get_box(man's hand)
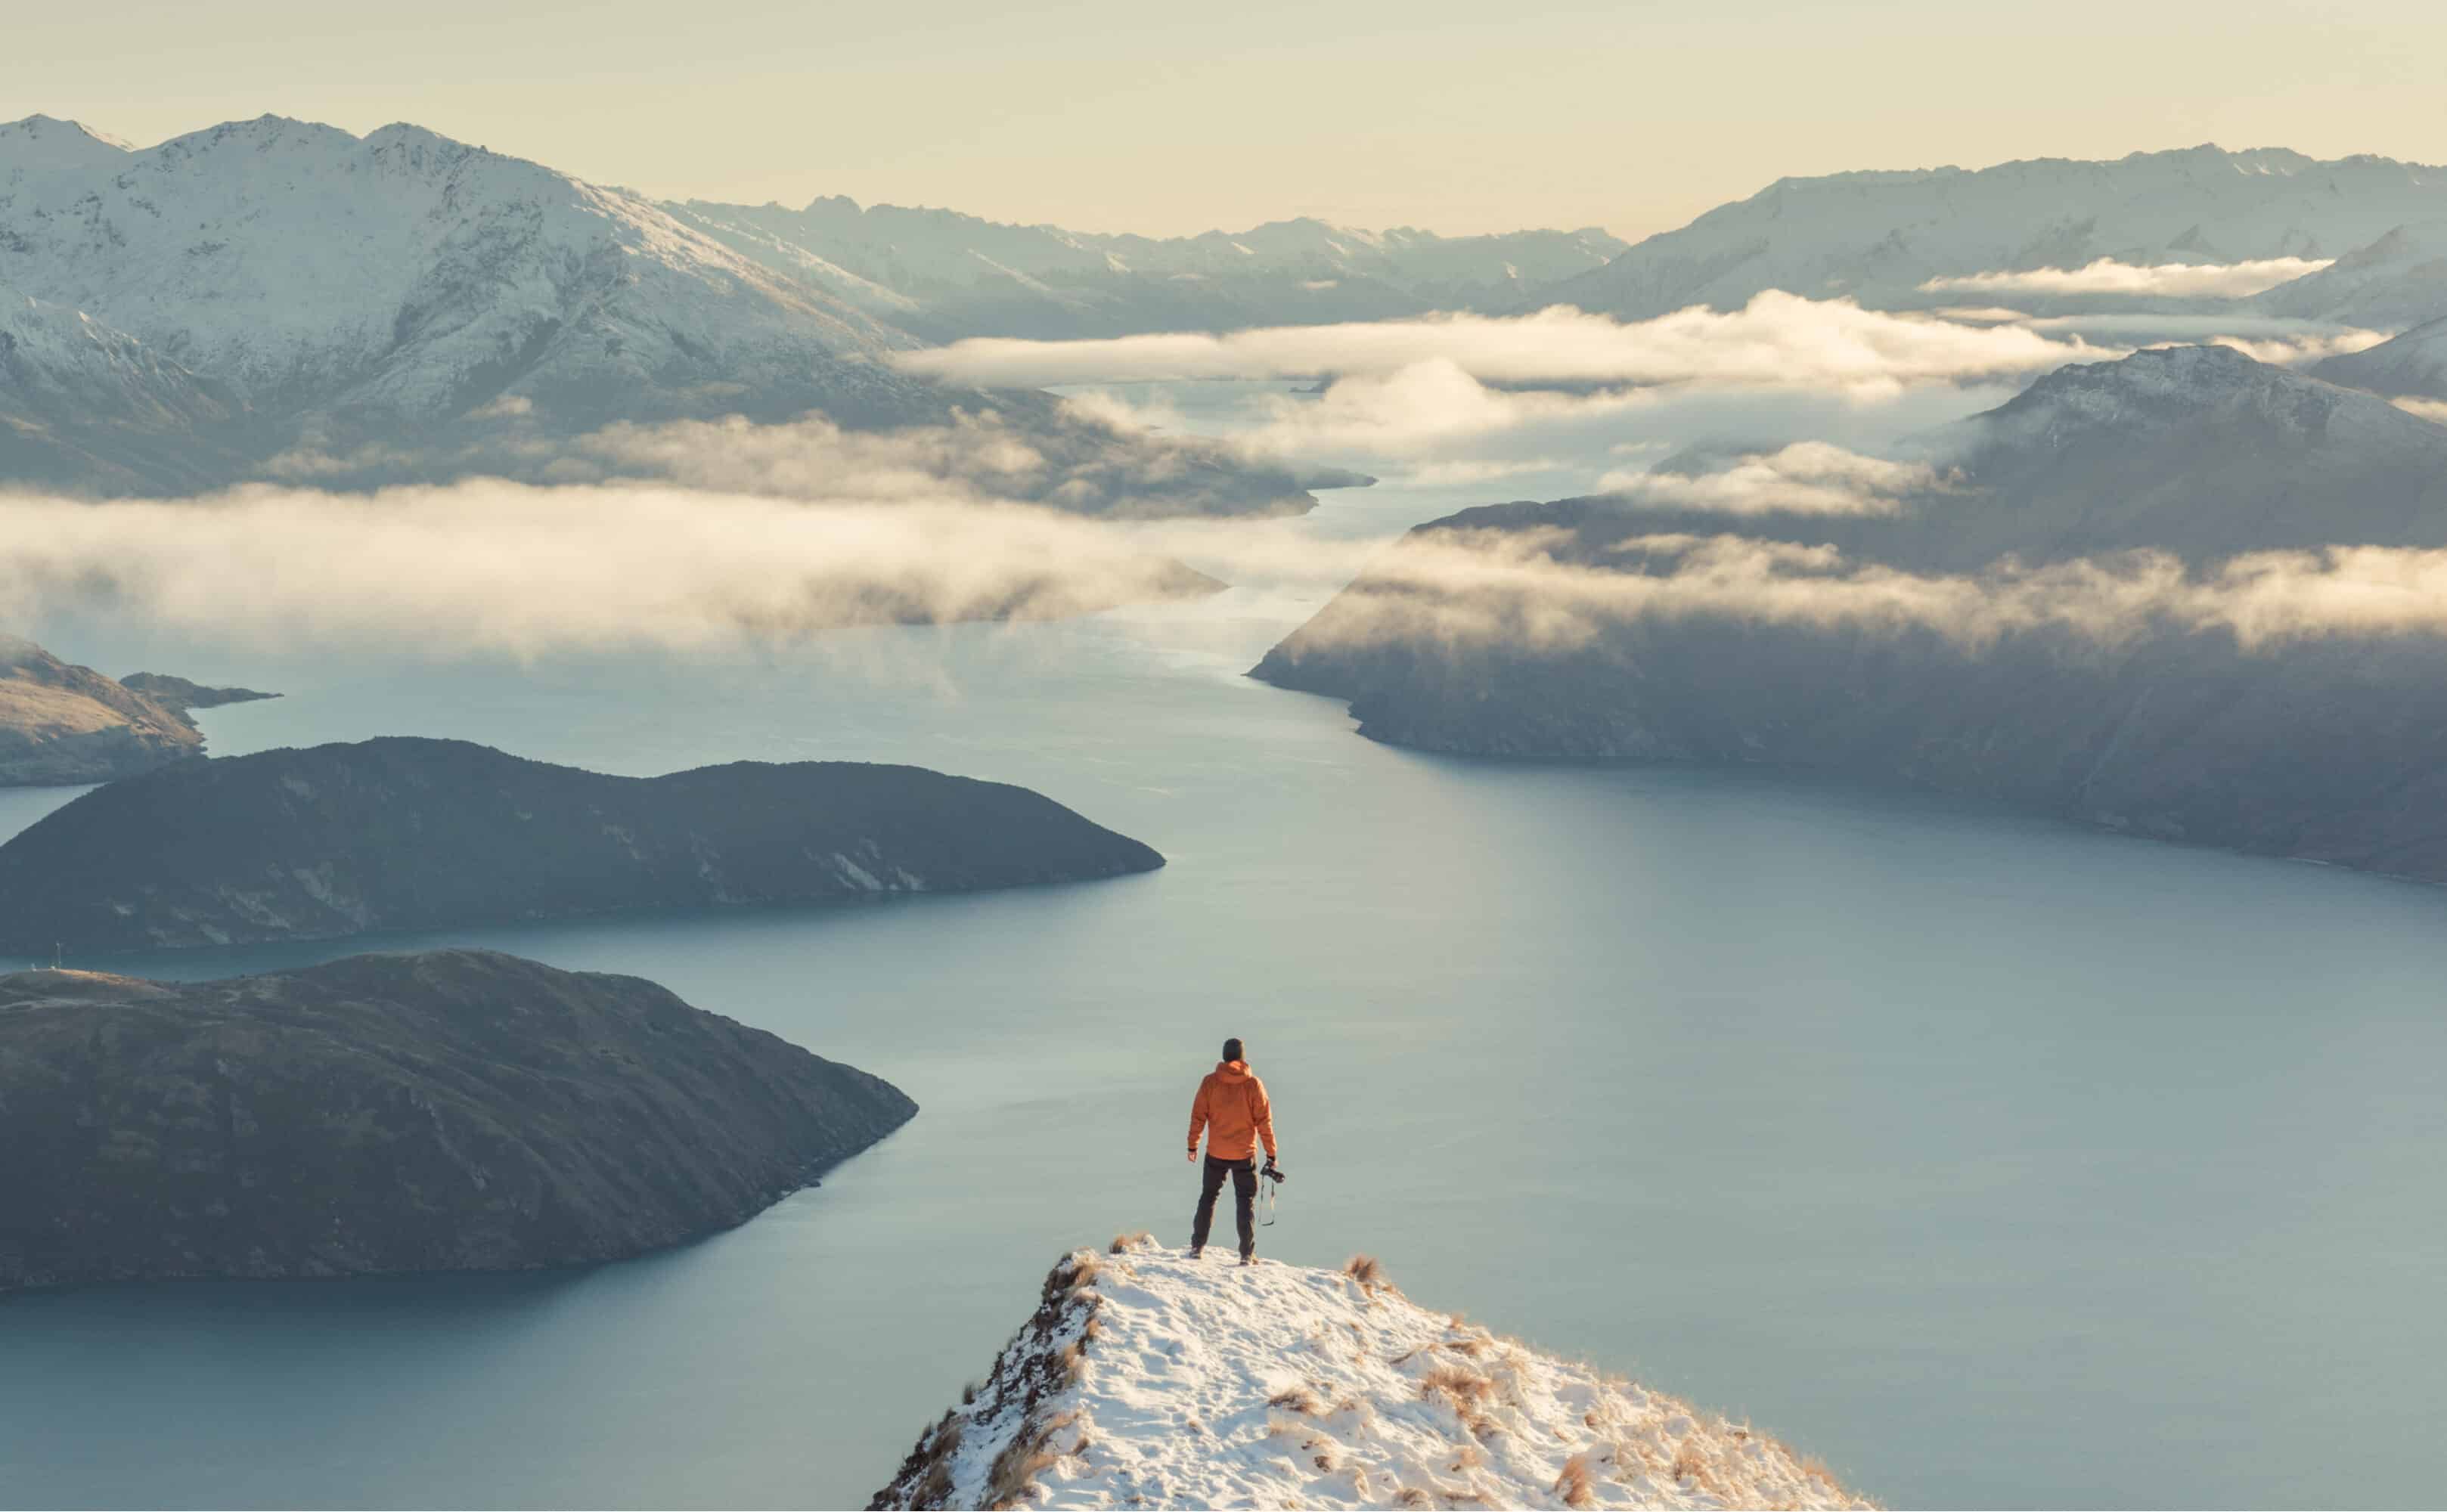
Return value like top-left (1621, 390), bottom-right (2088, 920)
top-left (1186, 1148), bottom-right (1197, 1163)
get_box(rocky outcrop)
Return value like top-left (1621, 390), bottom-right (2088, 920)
top-left (0, 638), bottom-right (203, 785)
top-left (0, 949), bottom-right (916, 1294)
top-left (0, 736), bottom-right (1165, 951)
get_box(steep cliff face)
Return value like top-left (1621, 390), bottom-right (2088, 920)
top-left (0, 638), bottom-right (203, 785)
top-left (871, 1239), bottom-right (1868, 1510)
top-left (0, 736), bottom-right (1165, 951)
top-left (0, 949), bottom-right (916, 1294)
top-left (1252, 349), bottom-right (2447, 881)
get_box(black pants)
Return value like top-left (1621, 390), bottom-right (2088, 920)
top-left (1191, 1154), bottom-right (1258, 1256)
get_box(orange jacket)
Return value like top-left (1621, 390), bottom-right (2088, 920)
top-left (1188, 1060), bottom-right (1277, 1162)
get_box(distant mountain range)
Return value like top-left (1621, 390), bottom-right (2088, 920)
top-left (662, 197), bottom-right (1627, 340)
top-left (1545, 145), bottom-right (2447, 326)
top-left (0, 113), bottom-right (1314, 509)
top-left (14, 119), bottom-right (2447, 502)
top-left (1255, 347), bottom-right (2447, 883)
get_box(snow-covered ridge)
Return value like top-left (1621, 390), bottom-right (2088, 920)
top-left (0, 111), bottom-right (925, 444)
top-left (870, 1237), bottom-right (1869, 1510)
top-left (1550, 143), bottom-right (2447, 324)
top-left (665, 197), bottom-right (1629, 340)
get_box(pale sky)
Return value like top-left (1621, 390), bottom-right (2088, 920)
top-left (12, 0), bottom-right (2446, 240)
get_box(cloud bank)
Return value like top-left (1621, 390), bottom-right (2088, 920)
top-left (1596, 442), bottom-right (1952, 513)
top-left (1286, 530), bottom-right (2447, 658)
top-left (1918, 258), bottom-right (2333, 299)
top-left (899, 294), bottom-right (2110, 392)
top-left (0, 485), bottom-right (1225, 658)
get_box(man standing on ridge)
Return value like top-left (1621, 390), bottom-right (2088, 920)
top-left (1187, 1036), bottom-right (1282, 1265)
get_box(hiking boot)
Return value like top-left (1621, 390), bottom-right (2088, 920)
top-left (1188, 1245), bottom-right (1203, 1259)
top-left (1239, 1250), bottom-right (1255, 1267)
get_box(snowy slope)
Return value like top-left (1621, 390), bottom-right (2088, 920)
top-left (1550, 146), bottom-right (2447, 321)
top-left (870, 1238), bottom-right (1868, 1510)
top-left (0, 114), bottom-right (939, 442)
top-left (0, 283), bottom-right (245, 489)
top-left (2312, 314), bottom-right (2447, 401)
top-left (665, 198), bottom-right (1627, 339)
top-left (2255, 225), bottom-right (2447, 329)
top-left (0, 114), bottom-right (1326, 511)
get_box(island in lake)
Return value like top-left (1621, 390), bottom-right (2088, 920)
top-left (0, 735), bottom-right (1165, 953)
top-left (0, 949), bottom-right (916, 1294)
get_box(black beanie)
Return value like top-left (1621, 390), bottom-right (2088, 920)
top-left (1222, 1036), bottom-right (1244, 1063)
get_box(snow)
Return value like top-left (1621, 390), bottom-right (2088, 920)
top-left (658, 198), bottom-right (1629, 329)
top-left (1558, 144), bottom-right (2447, 321)
top-left (0, 112), bottom-right (916, 431)
top-left (2314, 313), bottom-right (2447, 399)
top-left (872, 1238), bottom-right (1868, 1510)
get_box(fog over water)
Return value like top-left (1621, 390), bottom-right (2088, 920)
top-left (2, 390), bottom-right (2443, 1510)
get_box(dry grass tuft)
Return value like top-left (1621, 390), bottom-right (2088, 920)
top-left (1343, 1254), bottom-right (1387, 1290)
top-left (1670, 1442), bottom-right (1707, 1483)
top-left (1448, 1440), bottom-right (1485, 1473)
top-left (985, 1442), bottom-right (1057, 1509)
top-left (1422, 1362), bottom-right (1500, 1440)
top-left (1555, 1451), bottom-right (1598, 1509)
top-left (1801, 1455), bottom-right (1836, 1485)
top-left (1108, 1230), bottom-right (1152, 1254)
top-left (1081, 1312), bottom-right (1103, 1345)
top-left (906, 1412), bottom-right (963, 1507)
top-left (1396, 1489), bottom-right (1434, 1509)
top-left (1421, 1364), bottom-right (1494, 1406)
top-left (1267, 1384), bottom-right (1324, 1415)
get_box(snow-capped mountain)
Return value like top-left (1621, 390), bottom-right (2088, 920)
top-left (2312, 314), bottom-right (2447, 402)
top-left (1546, 146), bottom-right (2447, 323)
top-left (871, 1238), bottom-right (1867, 1510)
top-left (664, 197), bottom-right (1627, 340)
top-left (0, 283), bottom-right (243, 489)
top-left (0, 113), bottom-right (1329, 512)
top-left (0, 114), bottom-right (932, 442)
top-left (2254, 224), bottom-right (2447, 330)
top-left (1917, 344), bottom-right (2447, 565)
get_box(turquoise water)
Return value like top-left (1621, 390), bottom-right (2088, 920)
top-left (3, 477), bottom-right (2445, 1509)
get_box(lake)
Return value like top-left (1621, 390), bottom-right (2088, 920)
top-left (3, 463), bottom-right (2444, 1510)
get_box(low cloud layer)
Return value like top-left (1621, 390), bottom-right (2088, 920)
top-left (0, 485), bottom-right (1227, 657)
top-left (1918, 258), bottom-right (2333, 299)
top-left (262, 404), bottom-right (1317, 520)
top-left (1597, 442), bottom-right (1952, 513)
top-left (12, 475), bottom-right (2447, 677)
top-left (1286, 530), bottom-right (2447, 658)
top-left (900, 295), bottom-right (2109, 393)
